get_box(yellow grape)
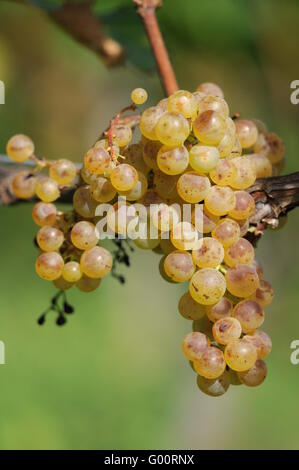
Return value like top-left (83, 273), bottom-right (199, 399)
top-left (228, 190), bottom-right (255, 220)
top-left (250, 280), bottom-right (274, 307)
top-left (238, 219), bottom-right (250, 237)
top-left (177, 172), bottom-right (210, 203)
top-left (6, 134), bottom-right (34, 162)
top-left (35, 252), bottom-right (64, 281)
top-left (155, 112), bottom-right (190, 147)
top-left (251, 259), bottom-right (263, 280)
top-left (90, 176), bottom-right (116, 203)
top-left (113, 124), bottom-right (132, 148)
top-left (189, 144), bottom-right (220, 173)
top-left (182, 332), bottom-right (210, 361)
top-left (140, 106), bottom-right (164, 140)
top-left (212, 317), bottom-right (242, 345)
top-left (217, 117), bottom-right (236, 158)
top-left (171, 221), bottom-right (200, 251)
top-left (224, 338), bottom-right (257, 372)
top-left (204, 185), bottom-right (236, 216)
top-left (205, 297), bottom-right (233, 323)
top-left (118, 171), bottom-right (148, 201)
top-left (193, 346), bottom-right (226, 379)
top-left (142, 139), bottom-right (161, 170)
top-left (252, 330), bottom-right (272, 358)
top-left (191, 204), bottom-right (219, 234)
top-left (178, 291), bottom-right (206, 320)
top-left (230, 157), bottom-right (256, 189)
top-left (192, 237), bottom-right (224, 269)
top-left (131, 87), bottom-right (148, 105)
top-left (154, 171), bottom-right (179, 200)
top-left (84, 146), bottom-right (111, 175)
top-left (76, 275), bottom-right (101, 292)
top-left (81, 167), bottom-right (97, 185)
top-left (157, 145), bottom-right (189, 175)
top-left (73, 186), bottom-right (98, 218)
top-left (212, 218), bottom-right (240, 248)
top-left (49, 159), bottom-right (77, 185)
top-left (229, 135), bottom-right (242, 158)
top-left (196, 370), bottom-right (230, 396)
top-left (32, 202), bottom-right (57, 227)
top-left (253, 132), bottom-right (285, 164)
top-left (164, 250), bottom-right (195, 282)
top-left (110, 163), bottom-right (138, 191)
top-left (233, 299), bottom-right (264, 333)
top-left (189, 268), bottom-right (226, 305)
top-left (166, 90), bottom-right (198, 119)
top-left (35, 177), bottom-right (60, 203)
top-left (209, 158), bottom-right (236, 186)
top-left (37, 225), bottom-right (64, 252)
top-left (53, 277), bottom-right (73, 291)
top-left (224, 237), bottom-right (254, 267)
top-left (123, 143), bottom-right (149, 175)
top-left (63, 261), bottom-right (82, 283)
top-left (12, 171), bottom-right (37, 199)
top-left (152, 203), bottom-right (180, 232)
top-left (237, 359), bottom-right (267, 387)
top-left (249, 153), bottom-right (272, 178)
top-left (196, 82), bottom-right (224, 98)
top-left (71, 221), bottom-right (99, 250)
top-left (235, 119), bottom-right (258, 149)
top-left (80, 246), bottom-right (112, 279)
top-left (197, 94), bottom-right (229, 117)
top-left (193, 110), bottom-right (226, 145)
top-left (133, 224), bottom-right (160, 250)
top-left (225, 264), bottom-right (259, 298)
top-left (107, 201), bottom-right (137, 235)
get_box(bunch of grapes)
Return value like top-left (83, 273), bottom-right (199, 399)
top-left (7, 83), bottom-right (284, 395)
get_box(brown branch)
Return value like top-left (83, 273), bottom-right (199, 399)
top-left (134, 0), bottom-right (178, 96)
top-left (50, 3), bottom-right (125, 67)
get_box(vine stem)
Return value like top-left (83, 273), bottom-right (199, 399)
top-left (134, 0), bottom-right (179, 96)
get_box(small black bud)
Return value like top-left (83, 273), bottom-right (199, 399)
top-left (56, 315), bottom-right (67, 326)
top-left (37, 314), bottom-right (46, 325)
top-left (64, 302), bottom-right (74, 314)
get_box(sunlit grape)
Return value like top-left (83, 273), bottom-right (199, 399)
top-left (224, 238), bottom-right (254, 267)
top-left (250, 280), bottom-right (274, 307)
top-left (191, 205), bottom-right (219, 234)
top-left (235, 119), bottom-right (258, 149)
top-left (110, 163), bottom-right (138, 191)
top-left (206, 297), bottom-right (233, 323)
top-left (80, 246), bottom-right (112, 278)
top-left (254, 132), bottom-right (285, 164)
top-left (224, 338), bottom-right (257, 372)
top-left (63, 261), bottom-right (82, 283)
top-left (177, 172), bottom-right (211, 203)
top-left (218, 130), bottom-right (235, 158)
top-left (37, 225), bottom-right (64, 252)
top-left (196, 370), bottom-right (230, 396)
top-left (140, 106), bottom-right (164, 140)
top-left (230, 157), bottom-right (256, 189)
top-left (171, 221), bottom-right (200, 251)
top-left (35, 177), bottom-right (60, 203)
top-left (32, 202), bottom-right (57, 227)
top-left (71, 221), bottom-right (99, 250)
top-left (225, 264), bottom-right (259, 298)
top-left (12, 171), bottom-right (37, 199)
top-left (118, 171), bottom-right (148, 201)
top-left (73, 186), bottom-right (98, 218)
top-left (6, 134), bottom-right (34, 162)
top-left (189, 268), bottom-right (226, 305)
top-left (249, 153), bottom-right (272, 178)
top-left (251, 259), bottom-right (263, 280)
top-left (192, 237), bottom-right (224, 269)
top-left (196, 94), bottom-right (229, 117)
top-left (233, 299), bottom-right (264, 333)
top-left (113, 124), bottom-right (132, 148)
top-left (196, 82), bottom-right (224, 98)
top-left (81, 167), bottom-right (97, 185)
top-left (237, 359), bottom-right (267, 387)
top-left (228, 190), bottom-right (255, 220)
top-left (157, 145), bottom-right (189, 175)
top-left (252, 330), bottom-right (272, 358)
top-left (49, 159), bottom-right (77, 185)
top-left (229, 135), bottom-right (242, 158)
top-left (178, 291), bottom-right (206, 320)
top-left (131, 87), bottom-right (148, 105)
top-left (189, 144), bottom-right (220, 173)
top-left (182, 332), bottom-right (210, 361)
top-left (90, 176), bottom-right (116, 203)
top-left (164, 250), bottom-right (195, 282)
top-left (212, 317), bottom-right (242, 345)
top-left (193, 110), bottom-right (226, 145)
top-left (193, 346), bottom-right (226, 379)
top-left (84, 146), bottom-right (111, 175)
top-left (35, 251), bottom-right (64, 281)
top-left (155, 112), bottom-right (190, 146)
top-left (212, 218), bottom-right (240, 248)
top-left (107, 201), bottom-right (137, 235)
top-left (209, 158), bottom-right (236, 186)
top-left (167, 90), bottom-right (198, 119)
top-left (152, 203), bottom-right (180, 232)
top-left (204, 185), bottom-right (236, 216)
top-left (76, 275), bottom-right (101, 292)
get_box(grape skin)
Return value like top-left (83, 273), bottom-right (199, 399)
top-left (32, 202), bottom-right (57, 227)
top-left (196, 370), bottom-right (230, 396)
top-left (155, 112), bottom-right (190, 147)
top-left (167, 90), bottom-right (198, 119)
top-left (73, 186), bottom-right (98, 219)
top-left (71, 221), bottom-right (99, 251)
top-left (224, 238), bottom-right (254, 267)
top-left (235, 120), bottom-right (258, 149)
top-left (204, 185), bottom-right (236, 216)
top-left (35, 177), bottom-right (60, 203)
top-left (233, 299), bottom-right (264, 333)
top-left (53, 277), bottom-right (73, 291)
top-left (205, 297), bottom-right (233, 323)
top-left (189, 144), bottom-right (220, 173)
top-left (209, 158), bottom-right (236, 186)
top-left (193, 346), bottom-right (226, 379)
top-left (212, 317), bottom-right (242, 345)
top-left (90, 176), bottom-right (116, 203)
top-left (37, 225), bottom-right (64, 252)
top-left (230, 157), bottom-right (256, 190)
top-left (131, 87), bottom-right (148, 105)
top-left (12, 171), bottom-right (37, 199)
top-left (80, 246), bottom-right (113, 279)
top-left (118, 171), bottom-right (148, 201)
top-left (49, 159), bottom-right (77, 185)
top-left (157, 145), bottom-right (189, 175)
top-left (76, 275), bottom-right (101, 292)
top-left (212, 218), bottom-right (240, 248)
top-left (191, 205), bottom-right (219, 234)
top-left (193, 110), bottom-right (226, 146)
top-left (237, 359), bottom-right (267, 387)
top-left (140, 106), bottom-right (164, 141)
top-left (164, 250), bottom-right (195, 282)
top-left (189, 268), bottom-right (226, 305)
top-left (35, 252), bottom-right (64, 281)
top-left (225, 264), bottom-right (259, 298)
top-left (228, 191), bottom-right (255, 220)
top-left (6, 134), bottom-right (34, 162)
top-left (84, 146), bottom-right (111, 175)
top-left (224, 338), bottom-right (257, 372)
top-left (192, 237), bottom-right (224, 269)
top-left (250, 280), bottom-right (274, 307)
top-left (110, 164), bottom-right (138, 191)
top-left (196, 82), bottom-right (224, 98)
top-left (171, 221), bottom-right (200, 251)
top-left (254, 132), bottom-right (285, 164)
top-left (178, 292), bottom-right (206, 320)
top-left (113, 125), bottom-right (132, 148)
top-left (63, 261), bottom-right (82, 283)
top-left (123, 143), bottom-right (149, 175)
top-left (243, 330), bottom-right (272, 359)
top-left (182, 332), bottom-right (210, 361)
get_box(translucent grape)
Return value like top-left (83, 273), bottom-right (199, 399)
top-left (250, 280), bottom-right (274, 307)
top-left (252, 259), bottom-right (264, 280)
top-left (193, 346), bottom-right (226, 379)
top-left (76, 275), bottom-right (101, 292)
top-left (196, 82), bottom-right (224, 98)
top-left (233, 299), bottom-right (264, 333)
top-left (152, 203), bottom-right (180, 232)
top-left (189, 145), bottom-right (220, 173)
top-left (118, 171), bottom-right (148, 201)
top-left (209, 158), bottom-right (236, 186)
top-left (238, 219), bottom-right (250, 237)
top-left (166, 90), bottom-right (198, 118)
top-left (178, 291), bottom-right (206, 320)
top-left (157, 98), bottom-right (168, 111)
top-left (32, 202), bottom-right (57, 227)
top-left (191, 205), bottom-right (219, 234)
top-left (218, 129), bottom-right (235, 158)
top-left (196, 94), bottom-right (229, 117)
top-left (229, 190), bottom-right (255, 221)
top-left (37, 225), bottom-right (64, 252)
top-left (71, 221), bottom-right (99, 250)
top-left (133, 224), bottom-right (160, 250)
top-left (155, 112), bottom-right (190, 146)
top-left (140, 106), bottom-right (164, 140)
top-left (35, 177), bottom-right (60, 203)
top-left (81, 167), bottom-right (97, 185)
top-left (193, 110), bottom-right (226, 145)
top-left (63, 261), bottom-right (82, 283)
top-left (177, 172), bottom-right (210, 203)
top-left (224, 237), bottom-right (254, 267)
top-left (212, 218), bottom-right (240, 248)
top-left (90, 176), bottom-right (116, 203)
top-left (189, 268), bottom-right (226, 305)
top-left (80, 246), bottom-right (112, 278)
top-left (204, 185), bottom-right (236, 216)
top-left (107, 201), bottom-right (137, 235)
top-left (252, 330), bottom-right (272, 358)
top-left (113, 124), bottom-right (132, 148)
top-left (171, 221), bottom-right (200, 251)
top-left (131, 87), bottom-right (148, 105)
top-left (225, 264), bottom-right (259, 298)
top-left (224, 338), bottom-right (257, 372)
top-left (142, 139), bottom-right (161, 170)
top-left (84, 146), bottom-right (111, 175)
top-left (154, 171), bottom-right (179, 200)
top-left (35, 252), bottom-right (64, 281)
top-left (53, 277), bottom-right (73, 291)
top-left (110, 163), bottom-right (138, 191)
top-left (235, 119), bottom-right (258, 149)
top-left (254, 132), bottom-right (285, 164)
top-left (49, 159), bottom-right (77, 185)
top-left (182, 332), bottom-right (210, 361)
top-left (138, 190), bottom-right (163, 215)
top-left (192, 237), bottom-right (224, 269)
top-left (230, 157), bottom-right (256, 189)
top-left (164, 251), bottom-right (195, 282)
top-left (249, 153), bottom-right (272, 178)
top-left (73, 186), bottom-right (98, 218)
top-left (229, 136), bottom-right (242, 158)
top-left (212, 317), bottom-right (242, 345)
top-left (196, 370), bottom-right (230, 396)
top-left (237, 359), bottom-right (267, 387)
top-left (6, 134), bottom-right (34, 162)
top-left (157, 145), bottom-right (189, 175)
top-left (12, 171), bottom-right (37, 199)
top-left (206, 297), bottom-right (233, 323)
top-left (123, 143), bottom-right (149, 175)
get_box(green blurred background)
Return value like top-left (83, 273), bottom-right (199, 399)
top-left (0, 0), bottom-right (299, 450)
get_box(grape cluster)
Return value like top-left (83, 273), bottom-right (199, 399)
top-left (7, 83), bottom-right (283, 394)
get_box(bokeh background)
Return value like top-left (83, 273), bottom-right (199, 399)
top-left (0, 0), bottom-right (299, 450)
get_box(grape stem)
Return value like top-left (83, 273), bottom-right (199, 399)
top-left (134, 0), bottom-right (179, 96)
top-left (103, 104), bottom-right (137, 161)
